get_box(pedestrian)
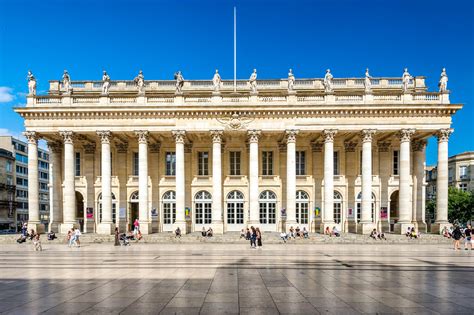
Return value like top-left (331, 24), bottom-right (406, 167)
top-left (133, 219), bottom-right (140, 236)
top-left (29, 229), bottom-right (35, 241)
top-left (245, 228), bottom-right (251, 240)
top-left (21, 223), bottom-right (28, 236)
top-left (67, 229), bottom-right (73, 247)
top-left (114, 227), bottom-right (120, 246)
top-left (452, 225), bottom-right (462, 250)
top-left (256, 227), bottom-right (262, 249)
top-left (464, 224), bottom-right (472, 251)
top-left (250, 226), bottom-right (257, 248)
top-left (33, 233), bottom-right (42, 251)
top-left (74, 228), bottom-right (81, 247)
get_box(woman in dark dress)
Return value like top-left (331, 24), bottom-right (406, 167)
top-left (114, 227), bottom-right (120, 246)
top-left (250, 226), bottom-right (257, 248)
top-left (256, 227), bottom-right (262, 248)
top-left (452, 226), bottom-right (463, 250)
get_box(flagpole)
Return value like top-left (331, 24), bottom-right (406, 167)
top-left (234, 6), bottom-right (237, 93)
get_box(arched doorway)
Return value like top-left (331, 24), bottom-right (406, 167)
top-left (390, 190), bottom-right (399, 231)
top-left (296, 190), bottom-right (309, 229)
top-left (194, 191), bottom-right (212, 230)
top-left (356, 192), bottom-right (376, 223)
top-left (97, 193), bottom-right (117, 225)
top-left (334, 191), bottom-right (343, 225)
top-left (259, 190), bottom-right (277, 231)
top-left (162, 190), bottom-right (176, 231)
top-left (226, 190), bottom-right (245, 231)
top-left (128, 191), bottom-right (139, 232)
top-left (75, 191), bottom-right (84, 231)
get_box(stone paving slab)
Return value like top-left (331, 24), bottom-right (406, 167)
top-left (0, 243), bottom-right (472, 314)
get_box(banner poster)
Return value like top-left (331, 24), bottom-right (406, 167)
top-left (348, 208), bottom-right (354, 218)
top-left (86, 207), bottom-right (93, 219)
top-left (185, 207), bottom-right (191, 220)
top-left (119, 207), bottom-right (126, 218)
top-left (380, 207), bottom-right (388, 219)
top-left (281, 208), bottom-right (287, 219)
top-left (151, 208), bottom-right (158, 217)
top-left (314, 207), bottom-right (321, 218)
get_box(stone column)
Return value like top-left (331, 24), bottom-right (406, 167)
top-left (395, 129), bottom-right (415, 234)
top-left (96, 131), bottom-right (114, 234)
top-left (59, 130), bottom-right (76, 233)
top-left (285, 129), bottom-right (299, 230)
top-left (23, 131), bottom-right (44, 233)
top-left (412, 140), bottom-right (427, 232)
top-left (172, 130), bottom-right (187, 233)
top-left (48, 142), bottom-right (62, 233)
top-left (210, 130), bottom-right (224, 233)
top-left (248, 130), bottom-right (261, 225)
top-left (359, 129), bottom-right (376, 234)
top-left (433, 129), bottom-right (453, 234)
top-left (321, 129), bottom-right (337, 231)
top-left (135, 130), bottom-right (151, 234)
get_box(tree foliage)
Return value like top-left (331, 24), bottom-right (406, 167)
top-left (447, 187), bottom-right (474, 224)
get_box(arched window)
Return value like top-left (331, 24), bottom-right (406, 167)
top-left (194, 191), bottom-right (212, 224)
top-left (226, 190), bottom-right (244, 225)
top-left (97, 192), bottom-right (117, 223)
top-left (356, 192), bottom-right (376, 223)
top-left (296, 190), bottom-right (309, 225)
top-left (162, 191), bottom-right (176, 225)
top-left (259, 190), bottom-right (276, 224)
top-left (130, 191), bottom-right (139, 202)
top-left (334, 191), bottom-right (343, 224)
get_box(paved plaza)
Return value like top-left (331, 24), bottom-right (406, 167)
top-left (0, 243), bottom-right (473, 314)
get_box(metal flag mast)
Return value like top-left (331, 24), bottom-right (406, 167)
top-left (234, 6), bottom-right (237, 93)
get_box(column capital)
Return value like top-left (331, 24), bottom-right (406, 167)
top-left (377, 141), bottom-right (391, 152)
top-left (398, 129), bottom-right (415, 142)
top-left (360, 129), bottom-right (376, 142)
top-left (47, 141), bottom-right (62, 153)
top-left (96, 130), bottom-right (112, 144)
top-left (135, 130), bottom-right (149, 144)
top-left (210, 130), bottom-right (224, 143)
top-left (247, 129), bottom-right (261, 143)
top-left (59, 130), bottom-right (75, 144)
top-left (344, 141), bottom-right (357, 152)
top-left (172, 130), bottom-right (186, 143)
top-left (285, 129), bottom-right (299, 143)
top-left (323, 129), bottom-right (337, 143)
top-left (23, 131), bottom-right (39, 144)
top-left (411, 139), bottom-right (427, 152)
top-left (436, 128), bottom-right (453, 142)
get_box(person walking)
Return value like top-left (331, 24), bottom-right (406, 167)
top-left (464, 224), bottom-right (472, 250)
top-left (256, 227), bottom-right (262, 249)
top-left (74, 228), bottom-right (81, 247)
top-left (114, 227), bottom-right (120, 246)
top-left (133, 219), bottom-right (140, 236)
top-left (33, 233), bottom-right (42, 251)
top-left (452, 225), bottom-right (463, 250)
top-left (250, 226), bottom-right (257, 249)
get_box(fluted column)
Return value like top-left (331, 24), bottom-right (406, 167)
top-left (48, 142), bottom-right (62, 232)
top-left (59, 130), bottom-right (76, 233)
top-left (395, 129), bottom-right (415, 234)
top-left (172, 130), bottom-right (187, 233)
top-left (433, 129), bottom-right (453, 234)
top-left (96, 131), bottom-right (113, 234)
top-left (135, 130), bottom-right (151, 234)
top-left (322, 129), bottom-right (337, 231)
top-left (359, 129), bottom-right (376, 234)
top-left (412, 140), bottom-right (427, 232)
top-left (210, 130), bottom-right (224, 233)
top-left (24, 131), bottom-right (44, 233)
top-left (285, 130), bottom-right (298, 229)
top-left (248, 130), bottom-right (261, 225)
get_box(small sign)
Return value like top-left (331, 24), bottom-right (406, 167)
top-left (314, 207), bottom-right (321, 218)
top-left (86, 207), bottom-right (94, 219)
top-left (119, 207), bottom-right (126, 218)
top-left (281, 208), bottom-right (287, 219)
top-left (380, 207), bottom-right (388, 219)
top-left (348, 208), bottom-right (354, 218)
top-left (151, 208), bottom-right (158, 217)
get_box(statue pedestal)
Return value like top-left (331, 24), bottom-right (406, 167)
top-left (174, 93), bottom-right (184, 106)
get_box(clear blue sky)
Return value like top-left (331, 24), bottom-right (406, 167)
top-left (0, 0), bottom-right (472, 165)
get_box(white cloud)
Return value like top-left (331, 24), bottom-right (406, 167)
top-left (0, 87), bottom-right (15, 103)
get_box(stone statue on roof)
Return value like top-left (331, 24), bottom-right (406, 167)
top-left (212, 69), bottom-right (221, 92)
top-left (364, 68), bottom-right (372, 93)
top-left (438, 68), bottom-right (448, 93)
top-left (134, 70), bottom-right (145, 94)
top-left (27, 70), bottom-right (36, 96)
top-left (62, 70), bottom-right (72, 93)
top-left (174, 71), bottom-right (184, 93)
top-left (249, 69), bottom-right (257, 93)
top-left (323, 69), bottom-right (333, 93)
top-left (102, 71), bottom-right (110, 95)
top-left (288, 69), bottom-right (295, 91)
top-left (402, 68), bottom-right (412, 93)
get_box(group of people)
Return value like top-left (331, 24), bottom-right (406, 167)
top-left (240, 227), bottom-right (263, 248)
top-left (369, 228), bottom-right (386, 240)
top-left (406, 227), bottom-right (420, 239)
top-left (16, 223), bottom-right (43, 251)
top-left (279, 226), bottom-right (309, 242)
top-left (324, 226), bottom-right (340, 237)
top-left (448, 224), bottom-right (472, 250)
top-left (67, 227), bottom-right (81, 247)
top-left (201, 227), bottom-right (214, 237)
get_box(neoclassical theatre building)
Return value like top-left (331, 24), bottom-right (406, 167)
top-left (16, 69), bottom-right (462, 235)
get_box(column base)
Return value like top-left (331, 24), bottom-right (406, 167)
top-left (27, 222), bottom-right (45, 234)
top-left (96, 223), bottom-right (114, 235)
top-left (431, 221), bottom-right (451, 234)
top-left (83, 219), bottom-right (95, 233)
top-left (381, 220), bottom-right (391, 233)
top-left (211, 221), bottom-right (224, 234)
top-left (416, 221), bottom-right (427, 233)
top-left (138, 221), bottom-right (152, 234)
top-left (59, 222), bottom-right (78, 234)
top-left (394, 222), bottom-right (414, 234)
top-left (357, 222), bottom-right (376, 235)
top-left (173, 221), bottom-right (187, 235)
top-left (48, 221), bottom-right (61, 233)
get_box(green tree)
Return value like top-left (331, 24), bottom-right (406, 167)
top-left (447, 187), bottom-right (474, 224)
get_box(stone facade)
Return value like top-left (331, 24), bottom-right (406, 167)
top-left (15, 72), bottom-right (462, 234)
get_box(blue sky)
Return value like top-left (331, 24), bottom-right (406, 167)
top-left (0, 0), bottom-right (472, 165)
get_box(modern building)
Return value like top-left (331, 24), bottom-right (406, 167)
top-left (0, 136), bottom-right (50, 231)
top-left (0, 148), bottom-right (16, 231)
top-left (426, 151), bottom-right (474, 198)
top-left (15, 69), bottom-right (462, 235)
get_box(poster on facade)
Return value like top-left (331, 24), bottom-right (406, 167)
top-left (119, 207), bottom-right (126, 218)
top-left (348, 208), bottom-right (354, 218)
top-left (86, 207), bottom-right (93, 219)
top-left (151, 208), bottom-right (158, 217)
top-left (314, 207), bottom-right (321, 218)
top-left (281, 208), bottom-right (287, 220)
top-left (380, 207), bottom-right (388, 219)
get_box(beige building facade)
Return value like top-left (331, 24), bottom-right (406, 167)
top-left (16, 70), bottom-right (462, 234)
